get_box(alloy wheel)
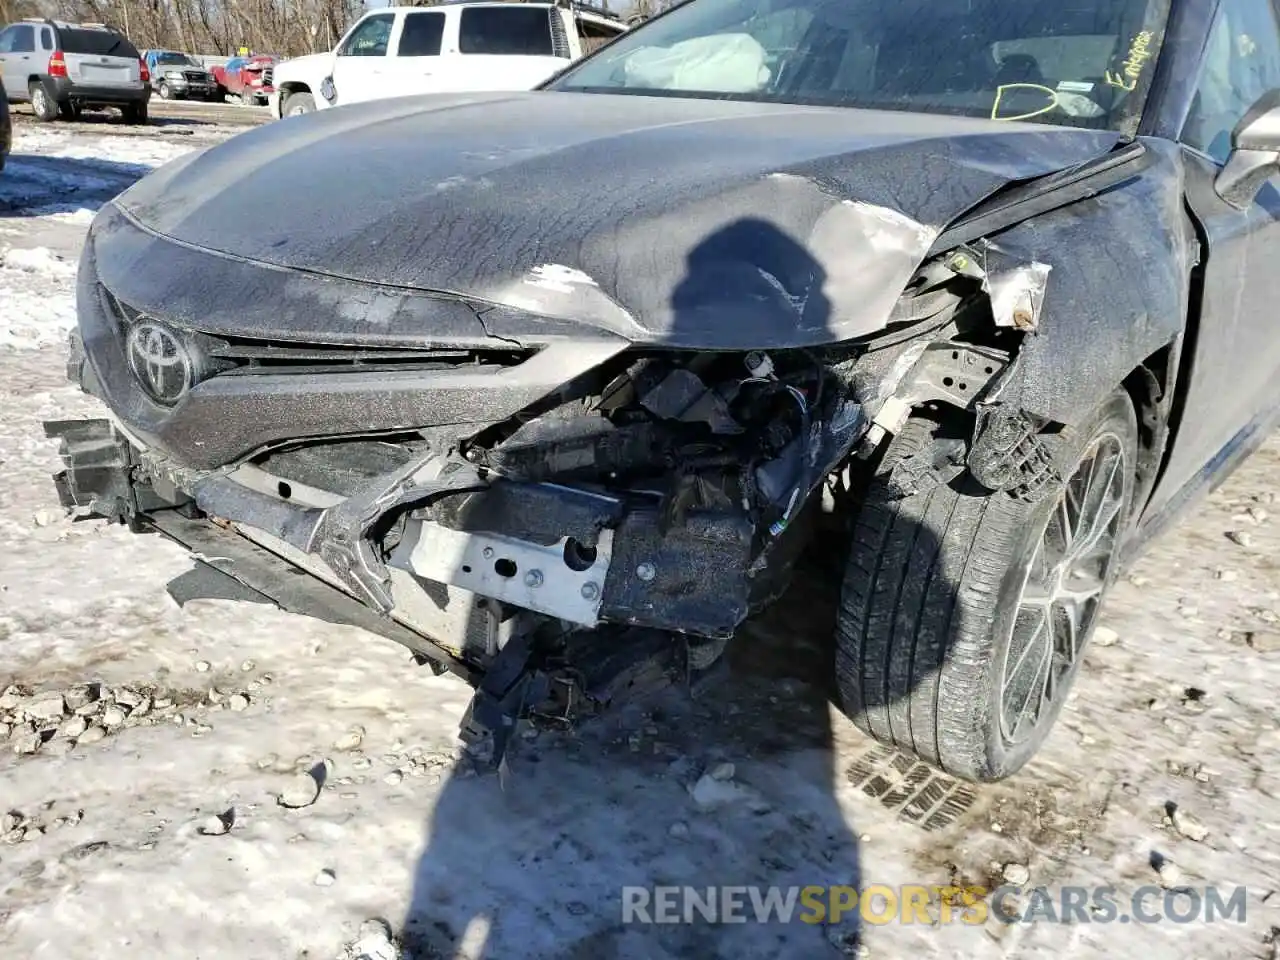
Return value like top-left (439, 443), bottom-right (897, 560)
top-left (998, 433), bottom-right (1126, 745)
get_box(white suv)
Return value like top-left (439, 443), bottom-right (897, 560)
top-left (271, 0), bottom-right (627, 117)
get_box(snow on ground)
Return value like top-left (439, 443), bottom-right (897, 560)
top-left (0, 246), bottom-right (76, 350)
top-left (0, 124), bottom-right (229, 352)
top-left (12, 122), bottom-right (216, 175)
top-left (3, 120), bottom-right (1280, 960)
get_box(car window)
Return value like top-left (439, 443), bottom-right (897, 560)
top-left (41, 27), bottom-right (53, 51)
top-left (339, 13), bottom-right (395, 57)
top-left (459, 6), bottom-right (554, 56)
top-left (10, 24), bottom-right (34, 53)
top-left (1183, 0), bottom-right (1280, 164)
top-left (224, 57), bottom-right (244, 72)
top-left (155, 52), bottom-right (198, 67)
top-left (399, 11), bottom-right (445, 56)
top-left (0, 27), bottom-right (14, 55)
top-left (550, 0), bottom-right (1169, 133)
top-left (577, 16), bottom-right (626, 55)
top-left (60, 28), bottom-right (138, 58)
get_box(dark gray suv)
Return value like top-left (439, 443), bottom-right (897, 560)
top-left (0, 19), bottom-right (149, 123)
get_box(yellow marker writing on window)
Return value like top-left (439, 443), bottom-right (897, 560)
top-left (1106, 30), bottom-right (1155, 91)
top-left (990, 83), bottom-right (1060, 122)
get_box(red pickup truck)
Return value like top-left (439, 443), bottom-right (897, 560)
top-left (211, 54), bottom-right (277, 105)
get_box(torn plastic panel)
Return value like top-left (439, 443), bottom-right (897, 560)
top-left (966, 408), bottom-right (1061, 502)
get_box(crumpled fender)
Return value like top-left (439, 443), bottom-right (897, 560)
top-left (983, 138), bottom-right (1193, 425)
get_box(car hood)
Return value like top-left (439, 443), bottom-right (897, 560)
top-left (270, 52), bottom-right (329, 80)
top-left (110, 91), bottom-right (1123, 349)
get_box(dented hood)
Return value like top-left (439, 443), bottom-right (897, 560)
top-left (112, 91), bottom-right (1122, 349)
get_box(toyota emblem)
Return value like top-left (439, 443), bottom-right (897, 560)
top-left (127, 322), bottom-right (193, 405)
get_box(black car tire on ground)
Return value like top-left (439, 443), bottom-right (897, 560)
top-left (58, 101), bottom-right (83, 121)
top-left (835, 389), bottom-right (1138, 782)
top-left (30, 82), bottom-right (59, 122)
top-left (122, 103), bottom-right (148, 125)
top-left (284, 92), bottom-right (315, 116)
top-left (158, 81), bottom-right (172, 100)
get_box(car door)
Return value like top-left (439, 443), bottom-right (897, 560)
top-left (386, 9), bottom-right (448, 97)
top-left (1146, 0), bottom-right (1280, 519)
top-left (330, 11), bottom-right (396, 106)
top-left (1, 25), bottom-right (37, 100)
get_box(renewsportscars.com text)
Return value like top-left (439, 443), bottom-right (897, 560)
top-left (621, 884), bottom-right (1248, 926)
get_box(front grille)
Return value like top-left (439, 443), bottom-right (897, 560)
top-left (208, 334), bottom-right (532, 375)
top-left (261, 66), bottom-right (274, 87)
top-left (183, 71), bottom-right (210, 83)
top-left (103, 289), bottom-right (533, 376)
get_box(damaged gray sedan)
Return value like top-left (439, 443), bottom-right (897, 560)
top-left (45, 0), bottom-right (1280, 780)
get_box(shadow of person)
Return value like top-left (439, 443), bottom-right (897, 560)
top-left (398, 218), bottom-right (955, 959)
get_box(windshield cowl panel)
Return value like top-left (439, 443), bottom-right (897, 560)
top-left (550, 0), bottom-right (1171, 135)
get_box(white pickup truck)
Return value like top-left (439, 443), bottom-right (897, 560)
top-left (271, 0), bottom-right (628, 117)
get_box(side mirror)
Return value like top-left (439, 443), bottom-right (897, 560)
top-left (1216, 88), bottom-right (1280, 208)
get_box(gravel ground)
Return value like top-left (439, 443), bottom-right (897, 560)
top-left (1, 119), bottom-right (1279, 960)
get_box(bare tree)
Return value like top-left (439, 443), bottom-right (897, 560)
top-left (40, 0), bottom-right (365, 57)
top-left (628, 0), bottom-right (678, 22)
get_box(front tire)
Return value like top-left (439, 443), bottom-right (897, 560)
top-left (158, 81), bottom-right (172, 100)
top-left (30, 82), bottom-right (59, 122)
top-left (836, 390), bottom-right (1138, 782)
top-left (283, 92), bottom-right (315, 116)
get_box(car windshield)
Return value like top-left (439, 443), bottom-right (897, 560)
top-left (155, 53), bottom-right (198, 67)
top-left (549, 0), bottom-right (1170, 132)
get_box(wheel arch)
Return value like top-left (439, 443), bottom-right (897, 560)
top-left (276, 80), bottom-right (313, 99)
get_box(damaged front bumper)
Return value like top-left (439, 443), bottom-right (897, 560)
top-left (43, 409), bottom-right (791, 760)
